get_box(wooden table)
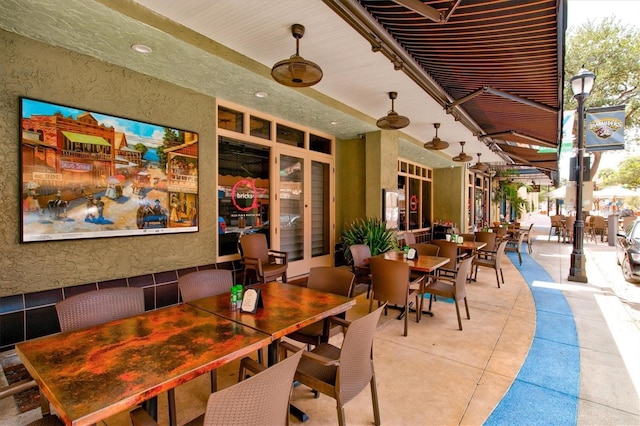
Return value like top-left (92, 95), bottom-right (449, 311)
top-left (187, 281), bottom-right (356, 421)
top-left (16, 304), bottom-right (271, 426)
top-left (379, 251), bottom-right (450, 273)
top-left (187, 282), bottom-right (356, 364)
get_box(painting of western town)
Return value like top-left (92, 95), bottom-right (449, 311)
top-left (20, 98), bottom-right (198, 242)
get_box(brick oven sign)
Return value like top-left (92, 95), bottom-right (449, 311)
top-left (20, 97), bottom-right (199, 242)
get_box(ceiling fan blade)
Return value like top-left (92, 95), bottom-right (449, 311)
top-left (393, 0), bottom-right (442, 22)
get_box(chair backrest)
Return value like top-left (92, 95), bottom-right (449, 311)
top-left (585, 215), bottom-right (594, 227)
top-left (179, 269), bottom-right (233, 302)
top-left (239, 233), bottom-right (269, 263)
top-left (403, 232), bottom-right (416, 245)
top-left (494, 240), bottom-right (509, 268)
top-left (56, 287), bottom-right (145, 332)
top-left (564, 216), bottom-right (576, 236)
top-left (369, 257), bottom-right (409, 306)
top-left (475, 231), bottom-right (497, 252)
top-left (202, 349), bottom-right (303, 426)
top-left (307, 266), bottom-right (355, 298)
top-left (460, 233), bottom-right (475, 242)
top-left (349, 244), bottom-right (371, 268)
top-left (431, 240), bottom-right (459, 272)
top-left (593, 215), bottom-right (606, 229)
top-left (453, 256), bottom-right (474, 299)
top-left (550, 215), bottom-right (563, 226)
top-left (409, 243), bottom-right (440, 257)
top-left (337, 303), bottom-right (385, 405)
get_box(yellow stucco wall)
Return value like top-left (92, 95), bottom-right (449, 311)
top-left (433, 166), bottom-right (466, 228)
top-left (335, 137), bottom-right (366, 238)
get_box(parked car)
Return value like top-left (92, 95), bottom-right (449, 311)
top-left (616, 218), bottom-right (640, 283)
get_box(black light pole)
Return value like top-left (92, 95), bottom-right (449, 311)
top-left (568, 67), bottom-right (595, 283)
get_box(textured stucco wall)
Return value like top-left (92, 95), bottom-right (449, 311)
top-left (433, 166), bottom-right (465, 227)
top-left (335, 137), bottom-right (366, 238)
top-left (0, 30), bottom-right (218, 296)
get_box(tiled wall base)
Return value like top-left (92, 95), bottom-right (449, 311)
top-left (0, 261), bottom-right (243, 351)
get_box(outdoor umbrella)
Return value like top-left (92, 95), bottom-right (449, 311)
top-left (593, 186), bottom-right (638, 199)
top-left (547, 185), bottom-right (566, 200)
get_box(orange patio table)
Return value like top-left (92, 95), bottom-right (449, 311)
top-left (16, 304), bottom-right (270, 426)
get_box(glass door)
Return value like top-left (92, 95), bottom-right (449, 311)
top-left (276, 149), bottom-right (333, 277)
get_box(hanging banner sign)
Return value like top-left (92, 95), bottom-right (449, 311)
top-left (585, 105), bottom-right (625, 151)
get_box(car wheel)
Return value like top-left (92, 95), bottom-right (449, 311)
top-left (621, 255), bottom-right (640, 283)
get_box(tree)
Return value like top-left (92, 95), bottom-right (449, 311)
top-left (599, 156), bottom-right (640, 189)
top-left (564, 17), bottom-right (640, 128)
top-left (157, 128), bottom-right (184, 170)
top-left (133, 142), bottom-right (148, 157)
top-left (564, 17), bottom-right (640, 179)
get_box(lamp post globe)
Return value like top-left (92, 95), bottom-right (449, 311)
top-left (568, 67), bottom-right (595, 283)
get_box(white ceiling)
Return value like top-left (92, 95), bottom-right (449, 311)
top-left (0, 0), bottom-right (543, 174)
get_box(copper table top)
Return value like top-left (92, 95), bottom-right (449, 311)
top-left (378, 251), bottom-right (450, 273)
top-left (187, 282), bottom-right (356, 340)
top-left (16, 304), bottom-right (270, 426)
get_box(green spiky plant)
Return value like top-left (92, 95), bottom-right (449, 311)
top-left (341, 217), bottom-right (398, 265)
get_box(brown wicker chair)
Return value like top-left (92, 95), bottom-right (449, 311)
top-left (472, 240), bottom-right (508, 288)
top-left (522, 223), bottom-right (534, 253)
top-left (130, 349), bottom-right (304, 426)
top-left (178, 269), bottom-right (234, 393)
top-left (474, 231), bottom-right (498, 259)
top-left (431, 240), bottom-right (462, 279)
top-left (402, 231), bottom-right (416, 245)
top-left (349, 244), bottom-right (373, 298)
top-left (56, 286), bottom-right (145, 332)
top-left (239, 233), bottom-right (288, 284)
top-left (178, 269), bottom-right (233, 303)
top-left (505, 231), bottom-right (526, 265)
top-left (287, 267), bottom-right (355, 348)
top-left (281, 304), bottom-right (385, 426)
top-left (408, 243), bottom-right (440, 284)
top-left (369, 257), bottom-right (419, 335)
top-left (422, 256), bottom-right (473, 330)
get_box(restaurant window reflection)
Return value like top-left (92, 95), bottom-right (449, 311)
top-left (397, 159), bottom-right (432, 232)
top-left (218, 137), bottom-right (270, 256)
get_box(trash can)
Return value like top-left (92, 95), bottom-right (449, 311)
top-left (607, 214), bottom-right (618, 247)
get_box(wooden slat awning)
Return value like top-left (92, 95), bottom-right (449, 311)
top-left (353, 0), bottom-right (565, 179)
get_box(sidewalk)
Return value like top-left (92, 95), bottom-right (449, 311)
top-left (509, 214), bottom-right (640, 425)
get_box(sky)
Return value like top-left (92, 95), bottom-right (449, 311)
top-left (567, 0), bottom-right (640, 29)
top-left (565, 0), bottom-right (640, 175)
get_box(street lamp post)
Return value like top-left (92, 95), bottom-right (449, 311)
top-left (568, 67), bottom-right (595, 283)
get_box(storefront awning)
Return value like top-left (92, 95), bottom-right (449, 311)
top-left (61, 131), bottom-right (111, 146)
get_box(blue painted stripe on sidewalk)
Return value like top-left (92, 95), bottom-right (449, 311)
top-left (484, 248), bottom-right (579, 425)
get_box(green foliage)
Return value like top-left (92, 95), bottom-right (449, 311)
top-left (599, 156), bottom-right (640, 188)
top-left (133, 142), bottom-right (148, 157)
top-left (564, 17), bottom-right (640, 130)
top-left (493, 182), bottom-right (528, 220)
top-left (341, 217), bottom-right (398, 264)
top-left (158, 128), bottom-right (185, 170)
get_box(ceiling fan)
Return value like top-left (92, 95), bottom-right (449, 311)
top-left (376, 91), bottom-right (410, 130)
top-left (469, 153), bottom-right (489, 172)
top-left (452, 141), bottom-right (473, 162)
top-left (423, 123), bottom-right (449, 150)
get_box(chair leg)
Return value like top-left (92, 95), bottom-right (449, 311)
top-left (454, 297), bottom-right (462, 330)
top-left (370, 373), bottom-right (381, 426)
top-left (403, 305), bottom-right (409, 336)
top-left (500, 268), bottom-right (505, 286)
top-left (518, 251), bottom-right (522, 265)
top-left (495, 269), bottom-right (500, 288)
top-left (463, 296), bottom-right (470, 319)
top-left (167, 389), bottom-right (176, 426)
top-left (336, 396), bottom-right (347, 426)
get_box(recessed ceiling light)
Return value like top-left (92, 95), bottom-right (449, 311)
top-left (254, 91), bottom-right (268, 98)
top-left (330, 121), bottom-right (339, 125)
top-left (131, 44), bottom-right (153, 54)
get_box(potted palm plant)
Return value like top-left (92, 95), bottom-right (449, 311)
top-left (341, 217), bottom-right (398, 265)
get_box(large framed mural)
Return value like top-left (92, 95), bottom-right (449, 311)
top-left (20, 97), bottom-right (199, 242)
